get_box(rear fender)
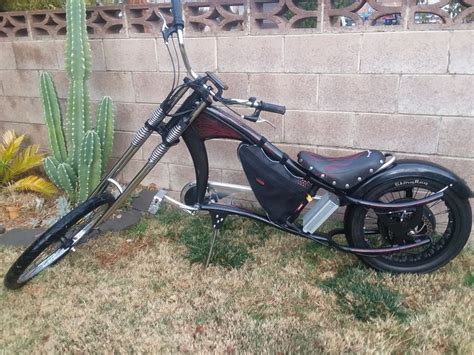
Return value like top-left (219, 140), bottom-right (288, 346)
top-left (350, 159), bottom-right (473, 199)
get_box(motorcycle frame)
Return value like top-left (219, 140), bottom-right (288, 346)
top-left (86, 77), bottom-right (444, 255)
top-left (85, 14), bottom-right (462, 256)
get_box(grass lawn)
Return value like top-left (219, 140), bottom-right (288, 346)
top-left (1, 207), bottom-right (473, 353)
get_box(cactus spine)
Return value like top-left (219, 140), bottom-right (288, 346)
top-left (40, 0), bottom-right (114, 204)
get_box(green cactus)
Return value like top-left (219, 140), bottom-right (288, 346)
top-left (78, 131), bottom-right (102, 202)
top-left (40, 0), bottom-right (115, 205)
top-left (40, 73), bottom-right (68, 162)
top-left (96, 97), bottom-right (115, 173)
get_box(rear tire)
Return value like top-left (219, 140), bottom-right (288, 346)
top-left (4, 193), bottom-right (114, 289)
top-left (345, 177), bottom-right (472, 273)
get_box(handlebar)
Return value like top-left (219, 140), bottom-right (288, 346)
top-left (165, 1), bottom-right (287, 119)
top-left (260, 101), bottom-right (286, 115)
top-left (217, 96), bottom-right (286, 116)
top-left (171, 0), bottom-right (184, 28)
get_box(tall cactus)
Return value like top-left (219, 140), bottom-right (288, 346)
top-left (40, 0), bottom-right (115, 204)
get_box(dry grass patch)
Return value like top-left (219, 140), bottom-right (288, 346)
top-left (1, 207), bottom-right (473, 353)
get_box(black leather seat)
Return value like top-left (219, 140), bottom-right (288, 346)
top-left (297, 150), bottom-right (386, 189)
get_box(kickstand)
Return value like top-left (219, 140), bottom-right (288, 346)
top-left (206, 212), bottom-right (227, 267)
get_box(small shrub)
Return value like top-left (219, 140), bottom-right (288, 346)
top-left (0, 130), bottom-right (56, 196)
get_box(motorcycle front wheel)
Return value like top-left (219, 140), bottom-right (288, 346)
top-left (4, 193), bottom-right (114, 289)
top-left (345, 177), bottom-right (472, 273)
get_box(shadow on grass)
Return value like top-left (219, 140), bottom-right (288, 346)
top-left (181, 217), bottom-right (253, 268)
top-left (154, 206), bottom-right (276, 269)
top-left (154, 206), bottom-right (350, 270)
top-left (320, 267), bottom-right (408, 322)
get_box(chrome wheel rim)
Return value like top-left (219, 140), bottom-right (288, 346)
top-left (17, 204), bottom-right (108, 284)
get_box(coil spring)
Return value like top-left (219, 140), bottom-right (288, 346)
top-left (148, 107), bottom-right (165, 126)
top-left (132, 126), bottom-right (152, 146)
top-left (149, 144), bottom-right (168, 164)
top-left (165, 124), bottom-right (185, 144)
top-left (148, 124), bottom-right (185, 164)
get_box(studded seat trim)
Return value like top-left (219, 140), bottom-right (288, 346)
top-left (297, 150), bottom-right (386, 189)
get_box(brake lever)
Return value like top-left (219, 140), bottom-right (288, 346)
top-left (242, 108), bottom-right (276, 129)
top-left (256, 117), bottom-right (276, 129)
top-left (159, 11), bottom-right (168, 32)
top-left (159, 11), bottom-right (175, 43)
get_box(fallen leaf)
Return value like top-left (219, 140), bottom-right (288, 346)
top-left (193, 324), bottom-right (205, 338)
top-left (6, 206), bottom-right (20, 220)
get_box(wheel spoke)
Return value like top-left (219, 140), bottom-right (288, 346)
top-left (364, 229), bottom-right (380, 235)
top-left (18, 243), bottom-right (69, 283)
top-left (8, 194), bottom-right (113, 288)
top-left (358, 182), bottom-right (457, 265)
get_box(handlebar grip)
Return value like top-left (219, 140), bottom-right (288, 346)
top-left (259, 101), bottom-right (286, 115)
top-left (171, 0), bottom-right (184, 28)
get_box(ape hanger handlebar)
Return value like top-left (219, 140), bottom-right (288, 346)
top-left (160, 0), bottom-right (197, 79)
top-left (171, 0), bottom-right (185, 29)
top-left (161, 0), bottom-right (287, 116)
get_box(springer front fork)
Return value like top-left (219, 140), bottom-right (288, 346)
top-left (91, 87), bottom-right (208, 226)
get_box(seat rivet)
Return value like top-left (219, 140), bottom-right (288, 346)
top-left (299, 159), bottom-right (303, 163)
top-left (369, 168), bottom-right (374, 173)
top-left (380, 160), bottom-right (384, 164)
top-left (357, 177), bottom-right (362, 181)
top-left (345, 184), bottom-right (350, 188)
top-left (321, 174), bottom-right (325, 178)
top-left (332, 181), bottom-right (336, 185)
top-left (309, 166), bottom-right (313, 170)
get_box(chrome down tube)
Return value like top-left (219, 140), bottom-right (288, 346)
top-left (96, 125), bottom-right (186, 225)
top-left (96, 100), bottom-right (209, 225)
top-left (91, 85), bottom-right (190, 198)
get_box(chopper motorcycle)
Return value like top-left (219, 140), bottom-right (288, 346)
top-left (4, 0), bottom-right (473, 289)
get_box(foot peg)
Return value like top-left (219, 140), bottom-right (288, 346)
top-left (149, 189), bottom-right (199, 215)
top-left (148, 190), bottom-right (167, 215)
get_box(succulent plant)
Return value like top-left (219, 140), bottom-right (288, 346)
top-left (40, 0), bottom-right (115, 204)
top-left (0, 130), bottom-right (57, 197)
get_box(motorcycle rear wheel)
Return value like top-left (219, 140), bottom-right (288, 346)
top-left (345, 177), bottom-right (472, 273)
top-left (4, 193), bottom-right (114, 289)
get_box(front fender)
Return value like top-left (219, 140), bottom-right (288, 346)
top-left (351, 159), bottom-right (473, 199)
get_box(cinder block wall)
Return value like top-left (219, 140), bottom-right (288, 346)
top-left (0, 31), bottom-right (473, 206)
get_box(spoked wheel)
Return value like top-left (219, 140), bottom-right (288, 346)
top-left (4, 193), bottom-right (114, 289)
top-left (345, 178), bottom-right (472, 273)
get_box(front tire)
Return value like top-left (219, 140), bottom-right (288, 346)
top-left (345, 177), bottom-right (472, 273)
top-left (4, 193), bottom-right (114, 289)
